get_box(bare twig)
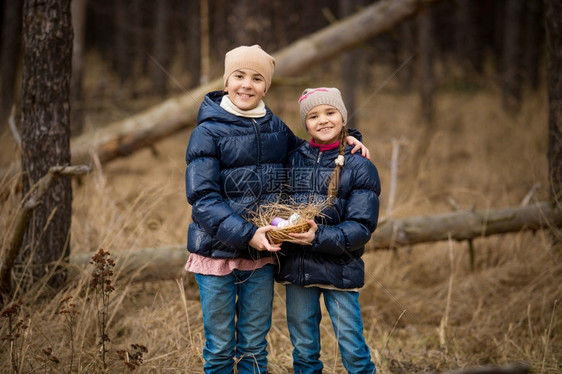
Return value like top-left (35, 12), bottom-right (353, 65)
top-left (438, 233), bottom-right (455, 351)
top-left (540, 299), bottom-right (558, 374)
top-left (520, 182), bottom-right (541, 206)
top-left (8, 105), bottom-right (21, 148)
top-left (386, 138), bottom-right (400, 216)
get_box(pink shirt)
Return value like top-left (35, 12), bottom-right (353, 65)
top-left (185, 253), bottom-right (275, 276)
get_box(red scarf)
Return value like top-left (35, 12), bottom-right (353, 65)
top-left (309, 139), bottom-right (339, 152)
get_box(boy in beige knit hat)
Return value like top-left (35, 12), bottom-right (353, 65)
top-left (223, 45), bottom-right (275, 92)
top-left (185, 46), bottom-right (368, 374)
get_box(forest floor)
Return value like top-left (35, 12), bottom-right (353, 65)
top-left (0, 59), bottom-right (560, 373)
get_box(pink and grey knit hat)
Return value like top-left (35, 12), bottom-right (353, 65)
top-left (298, 87), bottom-right (348, 129)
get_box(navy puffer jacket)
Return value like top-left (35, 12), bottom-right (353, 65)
top-left (275, 141), bottom-right (381, 289)
top-left (185, 91), bottom-right (301, 259)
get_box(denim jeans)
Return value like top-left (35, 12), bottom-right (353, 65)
top-left (285, 284), bottom-right (376, 374)
top-left (195, 264), bottom-right (274, 374)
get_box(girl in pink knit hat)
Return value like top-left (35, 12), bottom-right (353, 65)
top-left (276, 87), bottom-right (380, 374)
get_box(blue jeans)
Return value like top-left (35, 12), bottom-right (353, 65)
top-left (285, 285), bottom-right (376, 374)
top-left (195, 264), bottom-right (274, 374)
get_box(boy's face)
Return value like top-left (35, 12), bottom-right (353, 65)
top-left (305, 105), bottom-right (345, 145)
top-left (224, 69), bottom-right (267, 111)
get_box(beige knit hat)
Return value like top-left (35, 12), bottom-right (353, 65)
top-left (298, 87), bottom-right (348, 129)
top-left (223, 45), bottom-right (276, 91)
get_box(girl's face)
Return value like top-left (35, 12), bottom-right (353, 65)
top-left (224, 69), bottom-right (267, 111)
top-left (305, 105), bottom-right (345, 144)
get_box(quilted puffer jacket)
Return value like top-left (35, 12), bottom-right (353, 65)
top-left (275, 141), bottom-right (381, 289)
top-left (185, 91), bottom-right (301, 259)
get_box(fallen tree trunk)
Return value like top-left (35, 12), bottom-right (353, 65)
top-left (67, 202), bottom-right (562, 280)
top-left (438, 363), bottom-right (530, 374)
top-left (371, 201), bottom-right (562, 248)
top-left (67, 0), bottom-right (433, 166)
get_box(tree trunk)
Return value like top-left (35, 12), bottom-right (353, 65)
top-left (67, 202), bottom-right (562, 280)
top-left (339, 0), bottom-right (363, 129)
top-left (372, 202), bottom-right (562, 249)
top-left (397, 19), bottom-right (416, 92)
top-left (413, 5), bottom-right (436, 175)
top-left (455, 0), bottom-right (481, 76)
top-left (152, 0), bottom-right (171, 97)
top-left (502, 0), bottom-right (524, 113)
top-left (209, 0), bottom-right (229, 65)
top-left (114, 0), bottom-right (132, 85)
top-left (417, 5), bottom-right (434, 124)
top-left (20, 0), bottom-right (73, 289)
top-left (199, 0), bottom-right (210, 85)
top-left (0, 0), bottom-right (23, 128)
top-left (544, 0), bottom-right (562, 217)
top-left (523, 0), bottom-right (543, 90)
top-left (70, 0), bottom-right (87, 135)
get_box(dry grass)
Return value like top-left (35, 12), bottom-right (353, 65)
top-left (0, 58), bottom-right (559, 373)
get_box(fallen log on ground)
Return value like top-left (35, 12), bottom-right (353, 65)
top-left (437, 362), bottom-right (530, 374)
top-left (371, 201), bottom-right (562, 249)
top-left (67, 202), bottom-right (562, 280)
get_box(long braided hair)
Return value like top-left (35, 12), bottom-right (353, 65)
top-left (327, 127), bottom-right (348, 202)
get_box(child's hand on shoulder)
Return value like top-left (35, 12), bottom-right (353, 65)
top-left (346, 136), bottom-right (371, 160)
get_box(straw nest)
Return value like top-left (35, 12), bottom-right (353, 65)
top-left (248, 199), bottom-right (327, 245)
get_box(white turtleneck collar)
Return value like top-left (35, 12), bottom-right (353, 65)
top-left (220, 95), bottom-right (267, 118)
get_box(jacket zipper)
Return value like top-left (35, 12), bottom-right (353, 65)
top-left (316, 150), bottom-right (323, 164)
top-left (251, 119), bottom-right (261, 164)
top-left (251, 119), bottom-right (262, 194)
top-left (313, 150), bottom-right (323, 195)
top-left (299, 148), bottom-right (323, 284)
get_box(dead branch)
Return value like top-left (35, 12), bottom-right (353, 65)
top-left (372, 201), bottom-right (561, 249)
top-left (0, 165), bottom-right (89, 300)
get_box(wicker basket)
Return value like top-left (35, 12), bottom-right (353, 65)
top-left (267, 222), bottom-right (310, 245)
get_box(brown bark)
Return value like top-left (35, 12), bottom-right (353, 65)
top-left (21, 0), bottom-right (73, 288)
top-left (67, 202), bottom-right (562, 280)
top-left (545, 0), bottom-right (562, 214)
